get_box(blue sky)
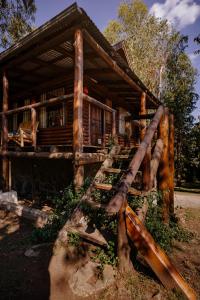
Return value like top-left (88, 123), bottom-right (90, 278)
top-left (34, 0), bottom-right (200, 118)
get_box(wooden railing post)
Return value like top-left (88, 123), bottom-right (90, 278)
top-left (158, 108), bottom-right (170, 224)
top-left (140, 92), bottom-right (151, 191)
top-left (2, 71), bottom-right (9, 191)
top-left (73, 29), bottom-right (84, 189)
top-left (118, 199), bottom-right (133, 273)
top-left (31, 108), bottom-right (37, 150)
top-left (168, 113), bottom-right (175, 215)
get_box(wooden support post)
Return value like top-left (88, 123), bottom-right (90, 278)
top-left (73, 29), bottom-right (84, 189)
top-left (149, 139), bottom-right (164, 189)
top-left (158, 108), bottom-right (170, 224)
top-left (168, 114), bottom-right (175, 215)
top-left (140, 92), bottom-right (151, 191)
top-left (2, 71), bottom-right (9, 192)
top-left (107, 105), bottom-right (164, 214)
top-left (118, 200), bottom-right (134, 273)
top-left (31, 108), bottom-right (37, 150)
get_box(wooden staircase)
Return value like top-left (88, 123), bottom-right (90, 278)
top-left (58, 105), bottom-right (197, 300)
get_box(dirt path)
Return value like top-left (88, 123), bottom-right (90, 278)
top-left (175, 191), bottom-right (200, 208)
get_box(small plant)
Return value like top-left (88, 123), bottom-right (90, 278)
top-left (91, 241), bottom-right (118, 275)
top-left (68, 232), bottom-right (81, 247)
top-left (144, 192), bottom-right (193, 252)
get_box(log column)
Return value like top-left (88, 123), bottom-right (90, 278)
top-left (158, 108), bottom-right (170, 224)
top-left (31, 108), bottom-right (37, 150)
top-left (168, 113), bottom-right (175, 215)
top-left (73, 29), bottom-right (84, 189)
top-left (2, 71), bottom-right (9, 191)
top-left (140, 92), bottom-right (151, 191)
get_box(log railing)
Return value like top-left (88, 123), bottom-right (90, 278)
top-left (0, 93), bottom-right (116, 148)
top-left (106, 105), bottom-right (166, 214)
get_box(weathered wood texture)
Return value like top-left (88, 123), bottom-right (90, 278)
top-left (158, 108), bottom-right (170, 224)
top-left (118, 200), bottom-right (133, 272)
top-left (31, 108), bottom-right (37, 149)
top-left (107, 105), bottom-right (164, 213)
top-left (150, 139), bottom-right (164, 189)
top-left (168, 114), bottom-right (175, 215)
top-left (126, 205), bottom-right (197, 299)
top-left (73, 29), bottom-right (84, 188)
top-left (2, 71), bottom-right (9, 191)
top-left (140, 92), bottom-right (151, 191)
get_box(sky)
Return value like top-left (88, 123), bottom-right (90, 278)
top-left (34, 0), bottom-right (200, 118)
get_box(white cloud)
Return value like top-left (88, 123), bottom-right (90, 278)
top-left (150, 0), bottom-right (200, 30)
top-left (188, 53), bottom-right (198, 63)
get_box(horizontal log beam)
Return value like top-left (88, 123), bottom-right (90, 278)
top-left (83, 94), bottom-right (115, 113)
top-left (107, 105), bottom-right (164, 213)
top-left (83, 29), bottom-right (158, 107)
top-left (83, 30), bottom-right (140, 92)
top-left (0, 151), bottom-right (73, 159)
top-left (0, 94), bottom-right (73, 116)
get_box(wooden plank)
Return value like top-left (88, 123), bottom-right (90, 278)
top-left (158, 108), bottom-right (170, 224)
top-left (103, 168), bottom-right (122, 174)
top-left (94, 183), bottom-right (151, 196)
top-left (106, 105), bottom-right (164, 214)
top-left (125, 205), bottom-right (197, 299)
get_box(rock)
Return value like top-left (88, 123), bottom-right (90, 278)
top-left (151, 291), bottom-right (161, 300)
top-left (0, 190), bottom-right (18, 203)
top-left (24, 248), bottom-right (40, 257)
top-left (68, 261), bottom-right (115, 297)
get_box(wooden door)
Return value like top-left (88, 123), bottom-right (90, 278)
top-left (90, 104), bottom-right (103, 146)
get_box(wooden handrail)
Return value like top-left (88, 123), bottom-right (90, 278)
top-left (83, 93), bottom-right (116, 113)
top-left (0, 94), bottom-right (74, 116)
top-left (106, 105), bottom-right (164, 214)
top-left (0, 93), bottom-right (115, 117)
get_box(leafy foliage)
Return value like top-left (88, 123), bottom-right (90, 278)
top-left (162, 36), bottom-right (199, 184)
top-left (194, 34), bottom-right (200, 55)
top-left (0, 0), bottom-right (36, 48)
top-left (129, 192), bottom-right (193, 252)
top-left (103, 0), bottom-right (173, 96)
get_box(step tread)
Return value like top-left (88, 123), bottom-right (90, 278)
top-left (94, 183), bottom-right (148, 196)
top-left (103, 168), bottom-right (122, 174)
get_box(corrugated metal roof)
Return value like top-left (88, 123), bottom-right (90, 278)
top-left (0, 2), bottom-right (160, 106)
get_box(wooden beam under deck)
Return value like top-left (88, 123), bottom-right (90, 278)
top-left (0, 151), bottom-right (106, 164)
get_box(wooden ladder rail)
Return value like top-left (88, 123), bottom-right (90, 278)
top-left (58, 144), bottom-right (121, 247)
top-left (106, 105), bottom-right (164, 214)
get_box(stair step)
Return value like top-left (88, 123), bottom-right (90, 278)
top-left (94, 183), bottom-right (113, 191)
top-left (114, 155), bottom-right (130, 160)
top-left (103, 168), bottom-right (122, 174)
top-left (94, 183), bottom-right (148, 196)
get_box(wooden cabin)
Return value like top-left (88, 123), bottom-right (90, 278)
top-left (0, 3), bottom-right (162, 199)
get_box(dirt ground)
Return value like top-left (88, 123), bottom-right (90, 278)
top-left (0, 195), bottom-right (200, 300)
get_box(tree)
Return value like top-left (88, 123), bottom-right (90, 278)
top-left (104, 0), bottom-right (199, 184)
top-left (103, 0), bottom-right (173, 96)
top-left (162, 36), bottom-right (199, 184)
top-left (194, 34), bottom-right (200, 55)
top-left (0, 0), bottom-right (36, 49)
